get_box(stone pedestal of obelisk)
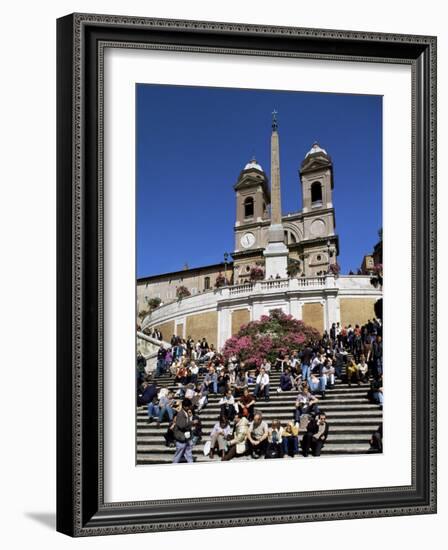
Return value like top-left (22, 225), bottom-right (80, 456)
top-left (264, 112), bottom-right (289, 279)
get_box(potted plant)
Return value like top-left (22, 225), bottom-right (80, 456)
top-left (249, 265), bottom-right (264, 281)
top-left (148, 297), bottom-right (161, 311)
top-left (215, 272), bottom-right (227, 288)
top-left (328, 262), bottom-right (341, 277)
top-left (176, 285), bottom-right (191, 301)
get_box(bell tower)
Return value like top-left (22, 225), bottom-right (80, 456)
top-left (299, 142), bottom-right (339, 276)
top-left (300, 142), bottom-right (334, 213)
top-left (233, 157), bottom-right (270, 253)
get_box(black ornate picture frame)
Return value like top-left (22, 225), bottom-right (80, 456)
top-left (56, 13), bottom-right (437, 536)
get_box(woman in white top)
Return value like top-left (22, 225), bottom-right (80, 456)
top-left (357, 354), bottom-right (369, 382)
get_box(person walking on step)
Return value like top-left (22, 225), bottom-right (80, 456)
top-left (301, 412), bottom-right (329, 457)
top-left (172, 398), bottom-right (194, 463)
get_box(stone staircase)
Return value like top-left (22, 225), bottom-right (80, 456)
top-left (136, 368), bottom-right (382, 464)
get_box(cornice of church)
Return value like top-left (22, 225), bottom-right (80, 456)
top-left (235, 207), bottom-right (335, 231)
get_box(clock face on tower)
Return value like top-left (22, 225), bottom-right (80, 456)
top-left (240, 232), bottom-right (256, 249)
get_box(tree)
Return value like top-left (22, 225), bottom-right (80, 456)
top-left (222, 309), bottom-right (321, 368)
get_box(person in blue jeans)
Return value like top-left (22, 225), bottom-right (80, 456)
top-left (301, 361), bottom-right (310, 381)
top-left (282, 421), bottom-right (299, 457)
top-left (155, 347), bottom-right (167, 377)
top-left (202, 367), bottom-right (218, 394)
top-left (157, 391), bottom-right (176, 425)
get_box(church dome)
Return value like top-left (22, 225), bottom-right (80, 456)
top-left (305, 142), bottom-right (328, 158)
top-left (244, 157), bottom-right (264, 172)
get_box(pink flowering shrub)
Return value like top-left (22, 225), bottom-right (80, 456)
top-left (222, 309), bottom-right (321, 367)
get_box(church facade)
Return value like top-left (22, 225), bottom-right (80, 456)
top-left (138, 116), bottom-right (381, 347)
top-left (233, 141), bottom-right (338, 283)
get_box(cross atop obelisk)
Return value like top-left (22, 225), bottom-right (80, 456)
top-left (264, 111), bottom-right (289, 279)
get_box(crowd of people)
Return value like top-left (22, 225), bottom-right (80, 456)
top-left (137, 319), bottom-right (383, 463)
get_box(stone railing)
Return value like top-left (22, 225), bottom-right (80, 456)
top-left (259, 278), bottom-right (290, 291)
top-left (296, 276), bottom-right (327, 288)
top-left (228, 282), bottom-right (255, 296)
top-left (136, 332), bottom-right (170, 372)
top-left (218, 275), bottom-right (330, 298)
top-left (140, 274), bottom-right (378, 332)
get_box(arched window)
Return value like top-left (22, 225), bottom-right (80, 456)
top-left (244, 196), bottom-right (254, 218)
top-left (311, 182), bottom-right (323, 205)
top-left (204, 276), bottom-right (210, 290)
top-left (284, 231), bottom-right (297, 245)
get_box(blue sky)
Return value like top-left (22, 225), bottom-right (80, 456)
top-left (136, 84), bottom-right (382, 278)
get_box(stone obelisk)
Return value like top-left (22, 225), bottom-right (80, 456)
top-left (264, 111), bottom-right (289, 279)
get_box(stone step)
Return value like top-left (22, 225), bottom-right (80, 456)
top-left (139, 365), bottom-right (380, 464)
top-left (136, 444), bottom-right (371, 463)
top-left (148, 394), bottom-right (372, 403)
top-left (136, 440), bottom-right (371, 454)
top-left (137, 433), bottom-right (371, 448)
top-left (137, 428), bottom-right (379, 442)
top-left (137, 416), bottom-right (381, 429)
top-left (137, 403), bottom-right (378, 415)
top-left (151, 384), bottom-right (371, 394)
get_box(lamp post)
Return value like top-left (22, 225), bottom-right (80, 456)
top-left (224, 252), bottom-right (229, 285)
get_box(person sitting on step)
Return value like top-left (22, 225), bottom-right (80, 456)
top-left (253, 368), bottom-right (270, 401)
top-left (279, 367), bottom-right (294, 392)
top-left (266, 420), bottom-right (284, 459)
top-left (346, 358), bottom-right (361, 387)
top-left (208, 416), bottom-right (232, 459)
top-left (233, 368), bottom-right (248, 397)
top-left (247, 412), bottom-right (269, 459)
top-left (202, 366), bottom-right (218, 394)
top-left (282, 420), bottom-right (300, 457)
top-left (357, 354), bottom-right (369, 383)
top-left (301, 412), bottom-right (329, 457)
top-left (322, 358), bottom-right (335, 389)
top-left (222, 413), bottom-right (249, 461)
top-left (238, 387), bottom-right (256, 421)
top-left (219, 389), bottom-right (237, 421)
top-left (155, 389), bottom-right (176, 426)
top-left (294, 381), bottom-right (320, 424)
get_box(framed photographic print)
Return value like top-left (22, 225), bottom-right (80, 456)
top-left (56, 13), bottom-right (437, 536)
